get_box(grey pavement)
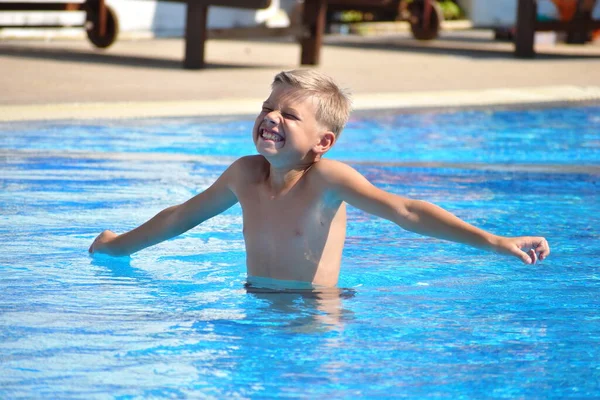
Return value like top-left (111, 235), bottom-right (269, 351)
top-left (1, 27), bottom-right (600, 118)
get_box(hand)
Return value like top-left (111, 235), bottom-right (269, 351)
top-left (89, 230), bottom-right (118, 255)
top-left (493, 236), bottom-right (550, 264)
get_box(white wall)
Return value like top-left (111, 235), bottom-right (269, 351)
top-left (116, 0), bottom-right (282, 34)
top-left (0, 0), bottom-right (284, 39)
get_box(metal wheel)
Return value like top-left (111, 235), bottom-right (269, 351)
top-left (408, 0), bottom-right (442, 41)
top-left (86, 4), bottom-right (119, 48)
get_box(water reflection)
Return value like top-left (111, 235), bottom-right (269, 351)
top-left (90, 254), bottom-right (153, 283)
top-left (245, 283), bottom-right (356, 333)
top-left (90, 254), bottom-right (356, 332)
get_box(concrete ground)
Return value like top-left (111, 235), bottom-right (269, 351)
top-left (1, 27), bottom-right (600, 121)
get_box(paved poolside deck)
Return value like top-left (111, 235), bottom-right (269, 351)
top-left (1, 28), bottom-right (600, 121)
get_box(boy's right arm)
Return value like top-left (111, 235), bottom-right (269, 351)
top-left (89, 162), bottom-right (240, 256)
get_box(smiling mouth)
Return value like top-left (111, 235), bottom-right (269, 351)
top-left (260, 128), bottom-right (284, 142)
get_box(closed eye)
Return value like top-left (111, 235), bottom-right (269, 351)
top-left (283, 113), bottom-right (299, 120)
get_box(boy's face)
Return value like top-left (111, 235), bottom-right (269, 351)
top-left (253, 84), bottom-right (334, 167)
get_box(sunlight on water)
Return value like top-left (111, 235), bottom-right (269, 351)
top-left (1, 105), bottom-right (599, 398)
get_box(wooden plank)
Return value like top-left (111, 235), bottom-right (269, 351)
top-left (300, 0), bottom-right (327, 65)
top-left (0, 0), bottom-right (271, 10)
top-left (158, 0), bottom-right (271, 9)
top-left (566, 0), bottom-right (595, 43)
top-left (515, 0), bottom-right (536, 58)
top-left (176, 0), bottom-right (274, 68)
top-left (98, 0), bottom-right (106, 37)
top-left (184, 2), bottom-right (208, 69)
top-left (535, 19), bottom-right (600, 31)
top-left (207, 25), bottom-right (306, 40)
top-left (327, 0), bottom-right (393, 6)
top-left (0, 2), bottom-right (85, 11)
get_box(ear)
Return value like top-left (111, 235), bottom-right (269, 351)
top-left (313, 131), bottom-right (336, 155)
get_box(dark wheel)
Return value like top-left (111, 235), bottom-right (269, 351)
top-left (86, 4), bottom-right (119, 48)
top-left (408, 0), bottom-right (443, 41)
top-left (494, 27), bottom-right (515, 42)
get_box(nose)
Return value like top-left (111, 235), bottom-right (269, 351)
top-left (263, 111), bottom-right (280, 126)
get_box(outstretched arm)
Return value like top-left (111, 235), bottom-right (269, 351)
top-left (89, 163), bottom-right (239, 257)
top-left (324, 161), bottom-right (550, 264)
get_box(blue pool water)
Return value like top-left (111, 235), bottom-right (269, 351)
top-left (1, 105), bottom-right (599, 398)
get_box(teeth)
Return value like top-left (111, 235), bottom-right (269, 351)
top-left (261, 130), bottom-right (283, 142)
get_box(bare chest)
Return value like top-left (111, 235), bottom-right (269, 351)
top-left (232, 170), bottom-right (346, 284)
top-left (239, 188), bottom-right (331, 239)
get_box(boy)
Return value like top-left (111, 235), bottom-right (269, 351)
top-left (89, 69), bottom-right (550, 288)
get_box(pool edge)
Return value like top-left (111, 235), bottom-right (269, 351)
top-left (1, 85), bottom-right (600, 122)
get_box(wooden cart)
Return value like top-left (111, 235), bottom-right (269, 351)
top-left (324, 0), bottom-right (444, 41)
top-left (0, 0), bottom-right (446, 67)
top-left (0, 0), bottom-right (274, 68)
top-left (515, 0), bottom-right (600, 57)
top-left (1, 0), bottom-right (598, 68)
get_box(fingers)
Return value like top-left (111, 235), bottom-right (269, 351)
top-left (89, 230), bottom-right (118, 256)
top-left (516, 237), bottom-right (549, 265)
top-left (528, 248), bottom-right (537, 264)
top-left (89, 233), bottom-right (103, 254)
top-left (515, 248), bottom-right (535, 264)
top-left (534, 237), bottom-right (550, 261)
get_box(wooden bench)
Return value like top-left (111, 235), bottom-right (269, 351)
top-left (296, 0), bottom-right (443, 64)
top-left (167, 0), bottom-right (273, 68)
top-left (313, 0), bottom-right (600, 58)
top-left (0, 0), bottom-right (277, 68)
top-left (2, 0), bottom-right (598, 67)
top-left (515, 0), bottom-right (600, 57)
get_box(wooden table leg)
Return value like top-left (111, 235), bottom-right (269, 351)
top-left (300, 0), bottom-right (327, 65)
top-left (515, 0), bottom-right (537, 58)
top-left (98, 0), bottom-right (106, 37)
top-left (566, 0), bottom-right (592, 44)
top-left (184, 1), bottom-right (208, 69)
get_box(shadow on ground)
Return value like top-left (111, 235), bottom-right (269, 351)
top-left (0, 43), bottom-right (288, 70)
top-left (1, 32), bottom-right (599, 70)
top-left (323, 33), bottom-right (600, 60)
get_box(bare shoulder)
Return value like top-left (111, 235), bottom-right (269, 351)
top-left (310, 159), bottom-right (362, 184)
top-left (309, 158), bottom-right (377, 202)
top-left (227, 155), bottom-right (269, 183)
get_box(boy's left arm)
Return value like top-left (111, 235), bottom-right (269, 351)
top-left (323, 161), bottom-right (550, 264)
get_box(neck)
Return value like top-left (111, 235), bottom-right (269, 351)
top-left (267, 161), bottom-right (316, 194)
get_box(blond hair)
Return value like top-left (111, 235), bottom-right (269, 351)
top-left (272, 69), bottom-right (352, 138)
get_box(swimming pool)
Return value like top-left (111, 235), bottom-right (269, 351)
top-left (1, 105), bottom-right (599, 398)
